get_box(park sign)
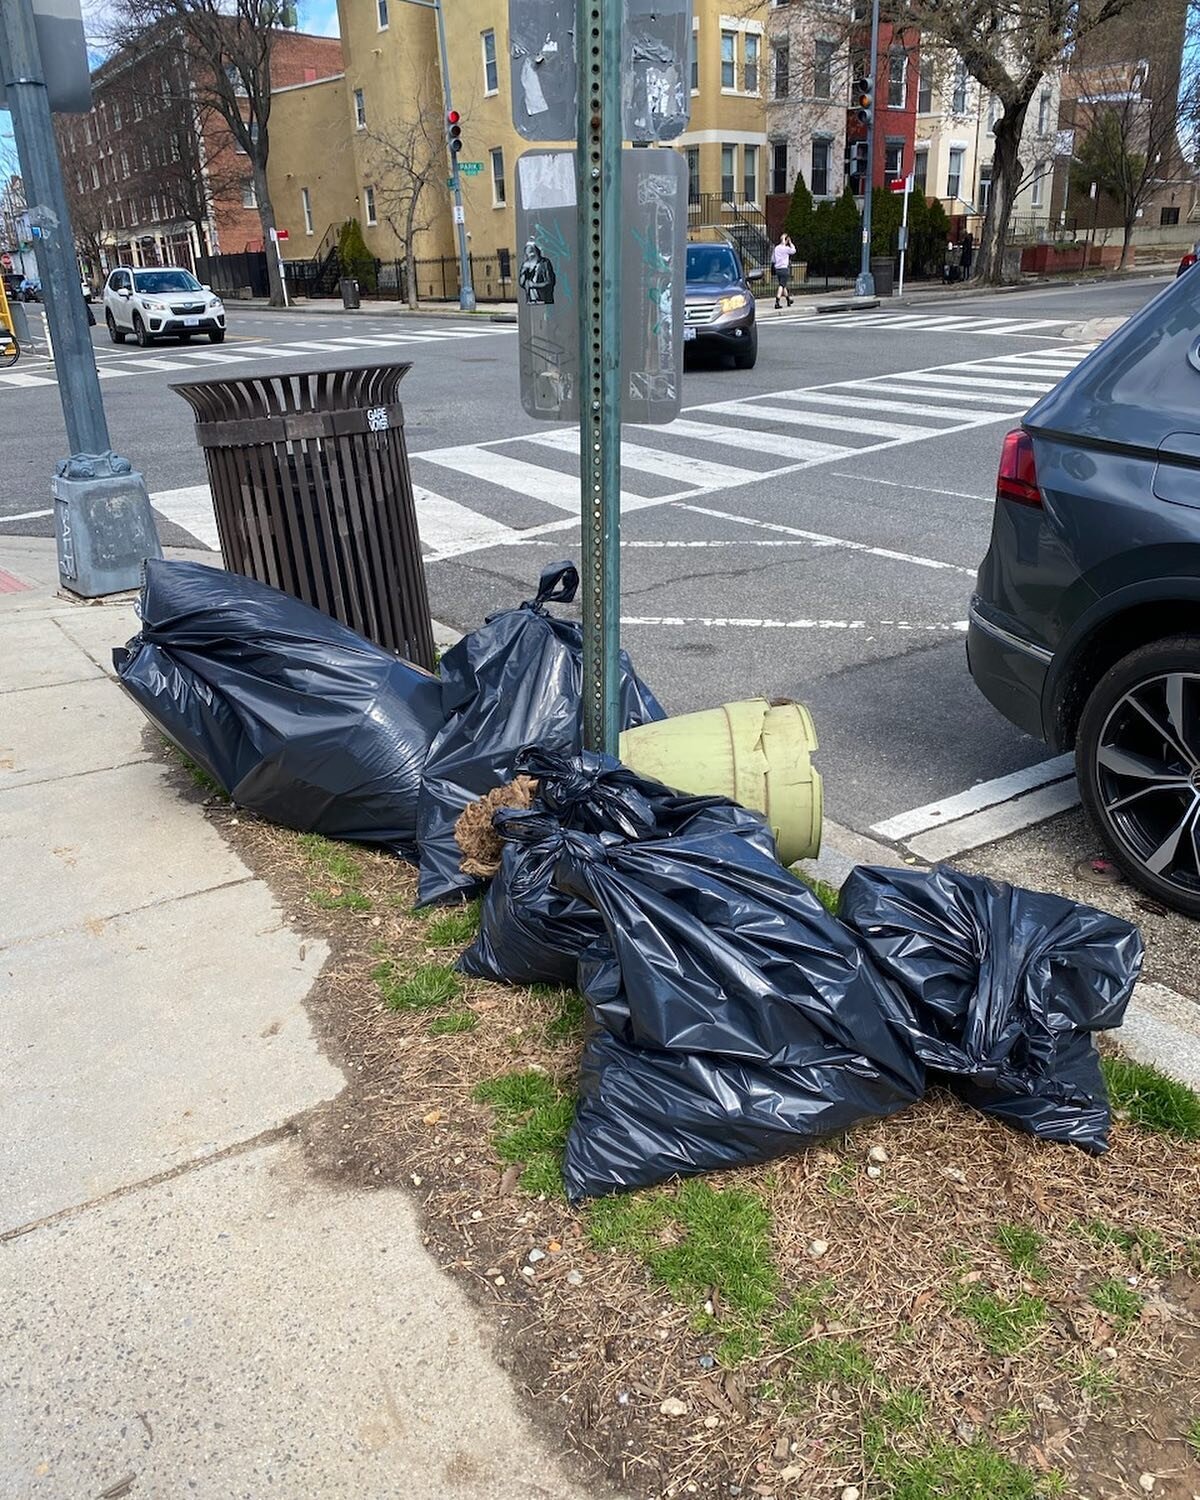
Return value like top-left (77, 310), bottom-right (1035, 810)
top-left (509, 0), bottom-right (692, 143)
top-left (0, 0), bottom-right (91, 113)
top-left (515, 147), bottom-right (686, 426)
top-left (458, 161), bottom-right (484, 175)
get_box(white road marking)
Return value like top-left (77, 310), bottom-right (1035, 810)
top-left (417, 444), bottom-right (648, 512)
top-left (652, 415), bottom-right (856, 459)
top-left (905, 779), bottom-right (1081, 861)
top-left (676, 503), bottom-right (976, 575)
top-left (0, 370), bottom-right (55, 387)
top-left (871, 754), bottom-right (1076, 842)
top-left (622, 615), bottom-right (969, 631)
top-left (830, 472), bottom-right (992, 502)
top-left (413, 485), bottom-right (524, 554)
top-left (783, 389), bottom-right (1018, 422)
top-left (150, 485), bottom-right (222, 549)
top-left (1, 507), bottom-right (54, 521)
top-left (855, 383), bottom-right (1026, 409)
top-left (696, 401), bottom-right (937, 442)
top-left (871, 371), bottom-right (1055, 394)
top-left (528, 429), bottom-right (757, 490)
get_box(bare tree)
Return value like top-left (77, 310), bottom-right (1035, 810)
top-left (108, 0), bottom-right (295, 304)
top-left (363, 75), bottom-right (450, 311)
top-left (1069, 45), bottom-right (1200, 267)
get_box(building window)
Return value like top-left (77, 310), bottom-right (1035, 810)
top-left (917, 57), bottom-right (933, 113)
top-left (771, 139), bottom-right (789, 195)
top-left (744, 33), bottom-right (760, 93)
top-left (946, 146), bottom-right (964, 200)
top-left (1037, 88), bottom-right (1050, 134)
top-left (242, 180), bottom-right (258, 209)
top-left (120, 150), bottom-right (130, 178)
top-left (813, 39), bottom-right (835, 100)
top-left (364, 185), bottom-right (377, 225)
top-left (112, 102), bottom-right (122, 129)
top-left (1030, 160), bottom-right (1046, 207)
top-left (83, 118), bottom-right (91, 144)
top-left (482, 30), bottom-right (498, 94)
top-left (686, 146), bottom-right (700, 202)
top-left (150, 192), bottom-right (160, 220)
top-left (302, 186), bottom-right (314, 234)
top-left (773, 42), bottom-right (789, 98)
top-left (354, 88), bottom-right (366, 128)
top-left (913, 146), bottom-right (928, 190)
top-left (811, 137), bottom-right (831, 197)
top-left (884, 139), bottom-right (904, 179)
top-left (743, 143), bottom-right (759, 202)
top-left (987, 95), bottom-right (1000, 135)
top-left (721, 143), bottom-right (736, 199)
top-left (490, 146), bottom-right (506, 206)
top-left (887, 48), bottom-right (906, 108)
top-left (978, 162), bottom-right (992, 213)
top-left (690, 23), bottom-right (699, 92)
top-left (951, 59), bottom-right (968, 114)
top-left (721, 31), bottom-right (736, 89)
top-left (377, 0), bottom-right (388, 28)
top-left (1162, 204), bottom-right (1181, 226)
top-left (91, 163), bottom-right (100, 189)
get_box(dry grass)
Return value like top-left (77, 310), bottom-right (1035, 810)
top-left (208, 799), bottom-right (1200, 1500)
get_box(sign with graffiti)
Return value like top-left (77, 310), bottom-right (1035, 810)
top-left (515, 148), bottom-right (685, 425)
top-left (509, 0), bottom-right (691, 143)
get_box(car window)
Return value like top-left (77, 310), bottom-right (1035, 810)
top-left (134, 270), bottom-right (201, 294)
top-left (111, 271), bottom-right (128, 291)
top-left (685, 247), bottom-right (740, 285)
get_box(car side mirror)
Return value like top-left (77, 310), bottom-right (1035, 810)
top-left (119, 288), bottom-right (131, 298)
top-left (748, 268), bottom-right (765, 281)
top-left (202, 284), bottom-right (211, 292)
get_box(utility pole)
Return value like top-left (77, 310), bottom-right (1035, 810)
top-left (855, 0), bottom-right (881, 297)
top-left (0, 0), bottom-right (160, 595)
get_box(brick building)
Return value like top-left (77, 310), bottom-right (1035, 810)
top-left (55, 26), bottom-right (342, 278)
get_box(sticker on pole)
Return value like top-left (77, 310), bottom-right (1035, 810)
top-left (509, 0), bottom-right (692, 142)
top-left (515, 147), bottom-right (686, 425)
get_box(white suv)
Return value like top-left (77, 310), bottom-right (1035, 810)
top-left (103, 266), bottom-right (226, 347)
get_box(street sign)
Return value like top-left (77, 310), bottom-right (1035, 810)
top-left (0, 253), bottom-right (11, 269)
top-left (509, 0), bottom-right (692, 142)
top-left (453, 204), bottom-right (466, 224)
top-left (276, 227), bottom-right (290, 240)
top-left (0, 0), bottom-right (91, 113)
top-left (515, 146), bottom-right (686, 425)
top-left (458, 161), bottom-right (485, 175)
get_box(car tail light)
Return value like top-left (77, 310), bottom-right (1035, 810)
top-left (996, 429), bottom-right (1042, 507)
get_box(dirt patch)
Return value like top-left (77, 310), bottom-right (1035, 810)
top-left (196, 785), bottom-right (1200, 1500)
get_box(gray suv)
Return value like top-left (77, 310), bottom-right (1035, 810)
top-left (968, 273), bottom-right (1200, 915)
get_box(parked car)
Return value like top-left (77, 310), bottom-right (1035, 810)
top-left (684, 233), bottom-right (761, 370)
top-left (18, 277), bottom-right (41, 302)
top-left (103, 266), bottom-right (226, 346)
top-left (967, 272), bottom-right (1200, 915)
top-left (1177, 243), bottom-right (1198, 277)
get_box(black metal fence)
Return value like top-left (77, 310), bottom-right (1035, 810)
top-left (196, 250), bottom-right (271, 299)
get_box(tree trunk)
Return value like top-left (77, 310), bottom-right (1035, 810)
top-left (253, 159), bottom-right (285, 307)
top-left (405, 185), bottom-right (423, 311)
top-left (1119, 219), bottom-right (1135, 269)
top-left (975, 101), bottom-right (1030, 285)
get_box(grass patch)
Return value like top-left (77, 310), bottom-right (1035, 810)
top-left (791, 1336), bottom-right (875, 1387)
top-left (794, 869), bottom-right (841, 915)
top-left (1185, 1418), bottom-right (1200, 1459)
top-left (993, 1408), bottom-right (1029, 1438)
top-left (865, 1421), bottom-right (1060, 1500)
top-left (588, 1179), bottom-right (778, 1361)
top-left (1073, 1356), bottom-right (1118, 1406)
top-left (879, 1389), bottom-right (928, 1430)
top-left (374, 960), bottom-right (462, 1012)
top-left (772, 1279), bottom-right (835, 1350)
top-left (1076, 1219), bottom-right (1177, 1275)
top-left (533, 984), bottom-right (588, 1044)
top-left (299, 832), bottom-right (372, 911)
top-left (994, 1224), bottom-right (1048, 1281)
top-left (424, 901), bottom-right (481, 948)
top-left (474, 1070), bottom-right (574, 1196)
top-left (1102, 1055), bottom-right (1200, 1140)
top-left (1089, 1276), bottom-right (1144, 1333)
top-left (825, 1160), bottom-right (857, 1197)
top-left (429, 1009), bottom-right (477, 1036)
top-left (951, 1287), bottom-right (1048, 1356)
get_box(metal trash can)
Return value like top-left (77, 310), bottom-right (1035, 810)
top-left (870, 256), bottom-right (896, 296)
top-left (340, 277), bottom-right (360, 310)
top-left (171, 363), bottom-right (436, 670)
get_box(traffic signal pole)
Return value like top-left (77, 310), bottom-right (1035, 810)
top-left (855, 0), bottom-right (882, 297)
top-left (432, 0), bottom-right (476, 312)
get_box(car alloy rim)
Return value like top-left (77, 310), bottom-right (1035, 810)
top-left (1095, 671), bottom-right (1200, 895)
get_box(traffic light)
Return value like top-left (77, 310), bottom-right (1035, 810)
top-left (853, 75), bottom-right (873, 126)
top-left (446, 109), bottom-right (463, 155)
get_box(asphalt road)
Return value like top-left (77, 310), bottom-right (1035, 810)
top-left (0, 273), bottom-right (1171, 851)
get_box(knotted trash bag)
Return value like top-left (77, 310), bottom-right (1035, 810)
top-left (551, 826), bottom-right (927, 1201)
top-left (459, 748), bottom-right (776, 988)
top-left (113, 558), bottom-right (444, 857)
top-left (837, 865), bottom-right (1143, 1152)
top-left (414, 562), bottom-right (665, 905)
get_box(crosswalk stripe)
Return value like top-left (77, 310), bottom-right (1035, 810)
top-left (413, 485), bottom-right (524, 554)
top-left (791, 389), bottom-right (1012, 422)
top-left (946, 365), bottom-right (1063, 388)
top-left (661, 413), bottom-right (859, 458)
top-left (700, 399), bottom-right (938, 441)
top-left (416, 443), bottom-right (642, 512)
top-left (118, 355), bottom-right (216, 371)
top-left (0, 370), bottom-right (54, 387)
top-left (150, 485), bottom-right (222, 549)
top-left (527, 429), bottom-right (757, 490)
top-left (856, 382), bottom-right (1028, 409)
top-left (874, 371), bottom-right (1055, 394)
top-left (274, 339), bottom-right (365, 353)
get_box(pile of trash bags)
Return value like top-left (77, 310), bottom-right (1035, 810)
top-left (116, 560), bottom-right (1144, 1203)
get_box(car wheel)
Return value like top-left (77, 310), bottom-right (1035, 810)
top-left (733, 329), bottom-right (758, 370)
top-left (106, 310), bottom-right (127, 345)
top-left (133, 314), bottom-right (151, 348)
top-left (208, 328), bottom-right (226, 344)
top-left (1076, 636), bottom-right (1200, 916)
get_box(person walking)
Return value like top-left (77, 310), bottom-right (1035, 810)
top-left (772, 232), bottom-right (796, 309)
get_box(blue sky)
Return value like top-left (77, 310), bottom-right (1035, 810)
top-left (299, 1), bottom-right (340, 38)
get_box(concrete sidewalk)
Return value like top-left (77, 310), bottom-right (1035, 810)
top-left (0, 536), bottom-right (583, 1500)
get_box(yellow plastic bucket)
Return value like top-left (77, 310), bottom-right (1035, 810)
top-left (619, 698), bottom-right (821, 864)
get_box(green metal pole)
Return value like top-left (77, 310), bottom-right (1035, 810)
top-left (577, 0), bottom-right (622, 755)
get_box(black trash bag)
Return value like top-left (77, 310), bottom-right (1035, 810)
top-left (113, 558), bottom-right (444, 857)
top-left (414, 563), bottom-right (665, 905)
top-left (837, 865), bottom-right (1143, 1152)
top-left (552, 827), bottom-right (927, 1201)
top-left (459, 748), bottom-right (776, 988)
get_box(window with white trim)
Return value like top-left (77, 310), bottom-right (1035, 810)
top-left (1030, 161), bottom-right (1046, 207)
top-left (364, 185), bottom-right (377, 225)
top-left (744, 33), bottom-right (760, 93)
top-left (946, 145), bottom-right (964, 199)
top-left (887, 48), bottom-right (906, 108)
top-left (1037, 88), bottom-right (1051, 134)
top-left (302, 187), bottom-right (314, 234)
top-left (884, 139), bottom-right (904, 178)
top-left (743, 143), bottom-right (759, 202)
top-left (950, 59), bottom-right (968, 113)
top-left (377, 0), bottom-right (388, 28)
top-left (771, 139), bottom-right (788, 194)
top-left (720, 31), bottom-right (736, 89)
top-left (813, 39), bottom-right (835, 99)
top-left (490, 146), bottom-right (506, 206)
top-left (773, 41), bottom-right (790, 98)
top-left (686, 145), bottom-right (700, 201)
top-left (354, 88), bottom-right (366, 128)
top-left (811, 137), bottom-right (831, 196)
top-left (242, 179), bottom-right (258, 209)
top-left (482, 30), bottom-right (498, 94)
top-left (721, 142), bottom-right (735, 199)
top-left (917, 56), bottom-right (933, 113)
top-left (913, 145), bottom-right (928, 190)
top-left (690, 23), bottom-right (699, 92)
